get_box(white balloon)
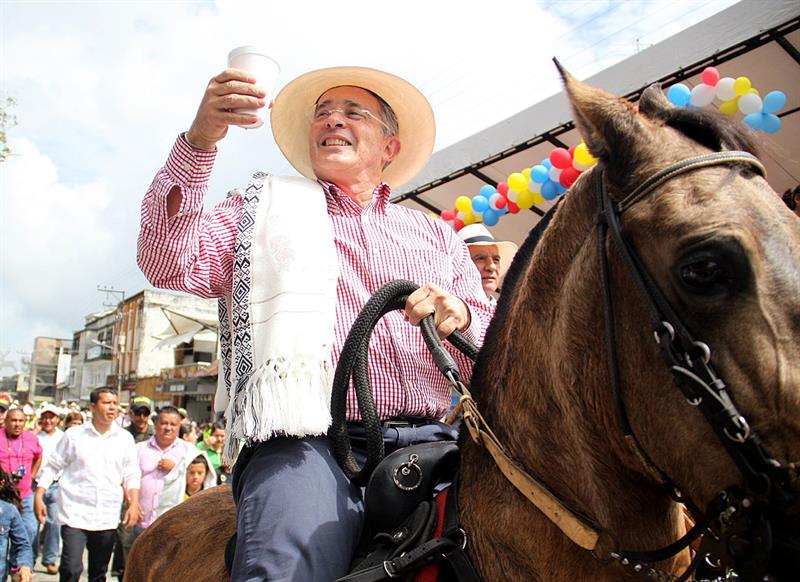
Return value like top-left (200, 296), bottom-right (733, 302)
top-left (549, 166), bottom-right (562, 182)
top-left (738, 92), bottom-right (763, 115)
top-left (715, 77), bottom-right (736, 102)
top-left (506, 190), bottom-right (519, 203)
top-left (690, 84), bottom-right (716, 107)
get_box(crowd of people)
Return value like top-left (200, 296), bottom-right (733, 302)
top-left (0, 391), bottom-right (225, 582)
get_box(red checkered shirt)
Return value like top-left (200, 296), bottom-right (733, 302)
top-left (137, 136), bottom-right (492, 421)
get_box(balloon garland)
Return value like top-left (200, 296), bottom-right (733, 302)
top-left (666, 66), bottom-right (787, 134)
top-left (438, 66), bottom-right (788, 231)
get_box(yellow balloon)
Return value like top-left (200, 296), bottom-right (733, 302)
top-left (517, 190), bottom-right (535, 210)
top-left (507, 172), bottom-right (528, 193)
top-left (531, 192), bottom-right (545, 205)
top-left (455, 195), bottom-right (472, 213)
top-left (733, 76), bottom-right (751, 96)
top-left (463, 212), bottom-right (477, 225)
top-left (719, 98), bottom-right (739, 116)
top-left (574, 142), bottom-right (597, 167)
top-left (522, 167), bottom-right (532, 180)
top-left (749, 88), bottom-right (759, 96)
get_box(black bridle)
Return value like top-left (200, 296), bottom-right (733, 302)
top-left (596, 151), bottom-right (797, 580)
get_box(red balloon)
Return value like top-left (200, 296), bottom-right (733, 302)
top-left (559, 167), bottom-right (580, 189)
top-left (568, 145), bottom-right (576, 156)
top-left (497, 181), bottom-right (509, 195)
top-left (507, 200), bottom-right (520, 214)
top-left (495, 196), bottom-right (507, 209)
top-left (453, 219), bottom-right (465, 231)
top-left (549, 148), bottom-right (572, 170)
top-left (441, 209), bottom-right (456, 221)
top-left (701, 67), bottom-right (720, 87)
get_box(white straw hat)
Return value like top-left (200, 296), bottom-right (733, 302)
top-left (270, 66), bottom-right (435, 188)
top-left (457, 224), bottom-right (519, 279)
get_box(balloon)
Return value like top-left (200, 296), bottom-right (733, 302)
top-left (733, 76), bottom-right (751, 96)
top-left (508, 172), bottom-right (528, 193)
top-left (507, 200), bottom-right (519, 214)
top-left (478, 184), bottom-right (496, 198)
top-left (701, 67), bottom-right (720, 87)
top-left (742, 112), bottom-right (764, 131)
top-left (573, 142), bottom-right (597, 168)
top-left (715, 77), bottom-right (736, 102)
top-left (506, 189), bottom-right (519, 203)
top-left (516, 190), bottom-right (535, 210)
top-left (497, 205), bottom-right (509, 216)
top-left (531, 192), bottom-right (545, 205)
top-left (463, 212), bottom-right (477, 225)
top-left (762, 113), bottom-right (781, 134)
top-left (763, 91), bottom-right (786, 114)
top-left (471, 195), bottom-right (489, 213)
top-left (541, 180), bottom-right (558, 200)
top-left (456, 211), bottom-right (466, 221)
top-left (549, 148), bottom-right (572, 170)
top-left (482, 208), bottom-right (499, 227)
top-left (497, 181), bottom-right (509, 195)
top-left (441, 209), bottom-right (456, 221)
top-left (737, 92), bottom-right (762, 115)
top-left (453, 219), bottom-right (465, 231)
top-left (528, 179), bottom-right (542, 194)
top-left (559, 167), bottom-right (580, 189)
top-left (489, 193), bottom-right (507, 210)
top-left (556, 183), bottom-right (567, 195)
top-left (455, 196), bottom-right (472, 213)
top-left (719, 99), bottom-right (739, 116)
top-left (549, 166), bottom-right (562, 182)
top-left (667, 83), bottom-right (691, 106)
top-left (531, 164), bottom-right (550, 184)
top-left (541, 159), bottom-right (552, 170)
top-left (690, 84), bottom-right (716, 108)
top-left (522, 167), bottom-right (532, 180)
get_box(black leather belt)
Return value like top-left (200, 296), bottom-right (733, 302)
top-left (348, 417), bottom-right (434, 430)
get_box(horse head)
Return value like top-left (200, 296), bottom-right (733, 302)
top-left (463, 67), bottom-right (799, 582)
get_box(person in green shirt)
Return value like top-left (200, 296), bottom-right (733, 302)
top-left (196, 422), bottom-right (228, 484)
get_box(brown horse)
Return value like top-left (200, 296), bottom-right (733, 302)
top-left (125, 71), bottom-right (799, 581)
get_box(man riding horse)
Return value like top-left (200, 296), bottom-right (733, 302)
top-left (137, 66), bottom-right (493, 580)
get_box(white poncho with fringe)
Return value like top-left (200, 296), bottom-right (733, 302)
top-left (213, 173), bottom-right (339, 464)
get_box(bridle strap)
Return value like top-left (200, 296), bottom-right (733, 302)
top-left (618, 151), bottom-right (766, 212)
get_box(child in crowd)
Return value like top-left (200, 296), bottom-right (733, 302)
top-left (0, 467), bottom-right (32, 582)
top-left (64, 411), bottom-right (84, 429)
top-left (184, 454), bottom-right (216, 500)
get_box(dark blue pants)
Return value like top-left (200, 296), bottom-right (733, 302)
top-left (230, 421), bottom-right (458, 582)
top-left (59, 525), bottom-right (116, 582)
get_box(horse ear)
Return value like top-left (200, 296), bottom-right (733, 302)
top-left (554, 59), bottom-right (645, 170)
top-left (638, 84), bottom-right (673, 120)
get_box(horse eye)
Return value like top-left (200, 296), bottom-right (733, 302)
top-left (680, 259), bottom-right (725, 290)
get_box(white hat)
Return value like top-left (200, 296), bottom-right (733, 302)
top-left (457, 224), bottom-right (519, 279)
top-left (271, 66), bottom-right (435, 188)
top-left (38, 403), bottom-right (61, 418)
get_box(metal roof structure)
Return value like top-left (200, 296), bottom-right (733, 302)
top-left (393, 0), bottom-right (800, 245)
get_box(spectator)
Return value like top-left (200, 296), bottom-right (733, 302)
top-left (134, 406), bottom-right (194, 537)
top-left (457, 223), bottom-right (518, 307)
top-left (196, 423), bottom-right (226, 484)
top-left (0, 394), bottom-right (11, 426)
top-left (125, 397), bottom-right (153, 444)
top-left (0, 466), bottom-right (32, 582)
top-left (782, 185), bottom-right (800, 217)
top-left (184, 454), bottom-right (216, 500)
top-left (33, 388), bottom-right (141, 582)
top-left (63, 412), bottom-right (83, 430)
top-left (0, 408), bottom-right (42, 562)
top-left (178, 424), bottom-right (198, 446)
top-left (36, 404), bottom-right (64, 575)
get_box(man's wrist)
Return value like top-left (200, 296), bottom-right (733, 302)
top-left (183, 131), bottom-right (217, 152)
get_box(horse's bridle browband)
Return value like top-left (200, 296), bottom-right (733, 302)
top-left (595, 150), bottom-right (796, 579)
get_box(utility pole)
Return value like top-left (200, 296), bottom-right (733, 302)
top-left (97, 286), bottom-right (126, 392)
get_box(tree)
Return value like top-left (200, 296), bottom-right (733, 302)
top-left (0, 96), bottom-right (17, 163)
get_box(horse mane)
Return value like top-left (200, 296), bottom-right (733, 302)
top-left (470, 200), bottom-right (562, 399)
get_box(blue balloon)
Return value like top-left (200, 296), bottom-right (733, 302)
top-left (541, 159), bottom-right (552, 170)
top-left (541, 180), bottom-right (558, 200)
top-left (743, 112), bottom-right (764, 131)
top-left (762, 113), bottom-right (781, 134)
top-left (762, 91), bottom-right (786, 114)
top-left (482, 208), bottom-right (499, 226)
top-left (667, 84), bottom-right (691, 107)
top-left (531, 164), bottom-right (550, 184)
top-left (556, 183), bottom-right (567, 195)
top-left (478, 184), bottom-right (496, 198)
top-left (472, 195), bottom-right (489, 213)
top-left (497, 205), bottom-right (509, 215)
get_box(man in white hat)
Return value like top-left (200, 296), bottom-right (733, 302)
top-left (457, 224), bottom-right (518, 307)
top-left (137, 65), bottom-right (492, 581)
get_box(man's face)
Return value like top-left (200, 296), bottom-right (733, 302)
top-left (469, 244), bottom-right (501, 296)
top-left (130, 408), bottom-right (150, 431)
top-left (40, 412), bottom-right (59, 434)
top-left (155, 412), bottom-right (181, 448)
top-left (90, 392), bottom-right (119, 426)
top-left (308, 86), bottom-right (400, 184)
top-left (4, 410), bottom-right (25, 438)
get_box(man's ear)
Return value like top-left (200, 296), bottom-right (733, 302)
top-left (383, 136), bottom-right (401, 167)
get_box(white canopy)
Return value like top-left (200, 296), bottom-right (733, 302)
top-left (153, 307), bottom-right (218, 350)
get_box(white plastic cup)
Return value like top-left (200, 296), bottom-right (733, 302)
top-left (227, 46), bottom-right (280, 129)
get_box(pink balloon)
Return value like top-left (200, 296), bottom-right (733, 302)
top-left (441, 209), bottom-right (456, 221)
top-left (701, 67), bottom-right (720, 87)
top-left (549, 148), bottom-right (572, 170)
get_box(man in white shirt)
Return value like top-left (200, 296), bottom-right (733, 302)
top-left (36, 403), bottom-right (65, 574)
top-left (457, 223), bottom-right (519, 307)
top-left (34, 388), bottom-right (141, 582)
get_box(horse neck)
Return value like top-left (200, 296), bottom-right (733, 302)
top-left (463, 175), bottom-right (685, 561)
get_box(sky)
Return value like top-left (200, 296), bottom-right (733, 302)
top-left (0, 0), bottom-right (739, 375)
